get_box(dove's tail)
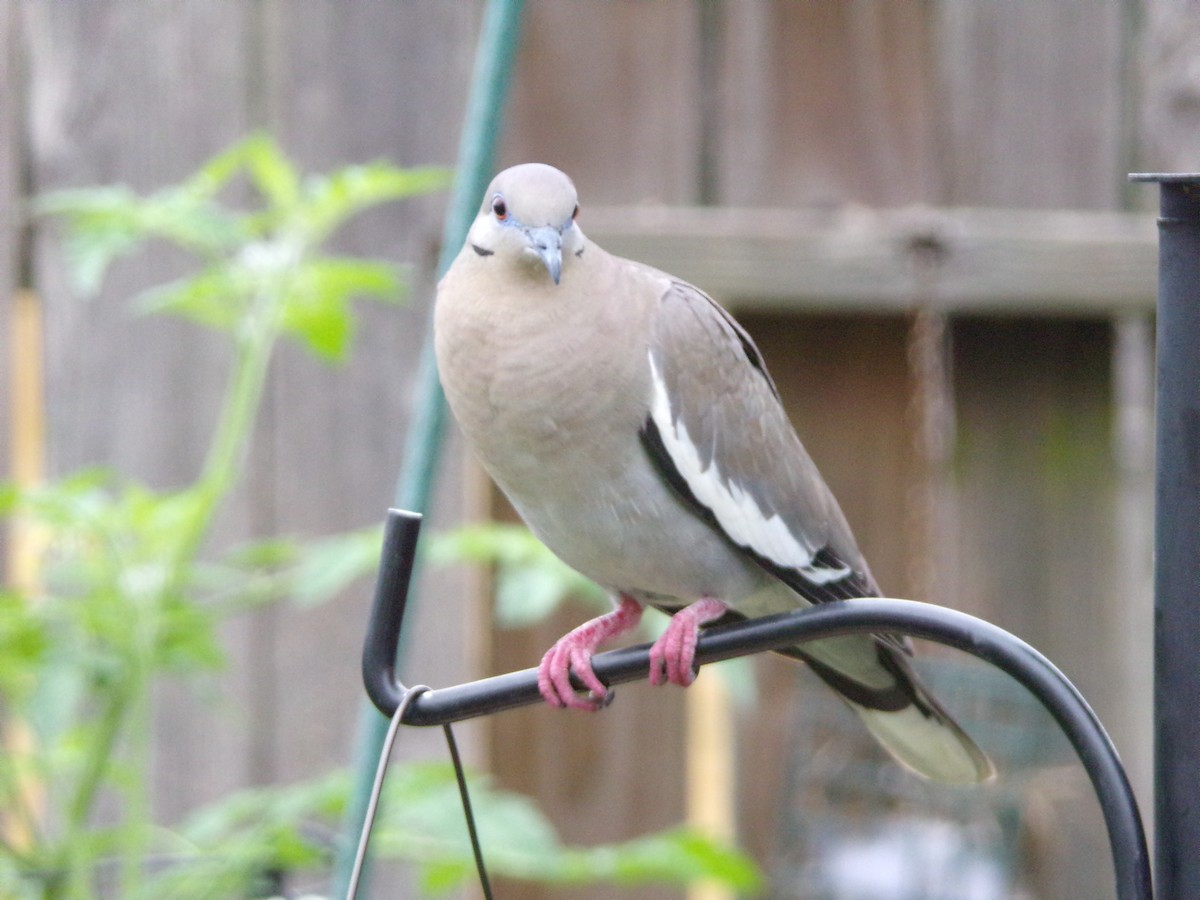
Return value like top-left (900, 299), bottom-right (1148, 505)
top-left (791, 639), bottom-right (995, 784)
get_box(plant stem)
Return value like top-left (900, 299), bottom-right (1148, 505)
top-left (170, 305), bottom-right (279, 591)
top-left (118, 653), bottom-right (152, 897)
top-left (60, 688), bottom-right (128, 898)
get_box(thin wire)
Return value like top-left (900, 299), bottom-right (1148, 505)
top-left (345, 684), bottom-right (430, 900)
top-left (443, 723), bottom-right (494, 899)
top-left (345, 688), bottom-right (493, 900)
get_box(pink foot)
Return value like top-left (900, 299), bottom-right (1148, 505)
top-left (538, 594), bottom-right (643, 710)
top-left (648, 598), bottom-right (728, 687)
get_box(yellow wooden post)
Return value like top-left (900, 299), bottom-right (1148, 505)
top-left (686, 670), bottom-right (736, 900)
top-left (4, 287), bottom-right (47, 849)
top-left (10, 288), bottom-right (46, 544)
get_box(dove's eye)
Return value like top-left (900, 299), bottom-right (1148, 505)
top-left (572, 204), bottom-right (579, 221)
top-left (491, 195), bottom-right (508, 221)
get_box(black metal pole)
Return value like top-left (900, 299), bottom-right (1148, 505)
top-left (1131, 172), bottom-right (1200, 900)
top-left (361, 509), bottom-right (422, 718)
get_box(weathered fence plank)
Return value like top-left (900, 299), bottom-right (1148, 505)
top-left (502, 0), bottom-right (703, 205)
top-left (0, 1), bottom-right (1171, 896)
top-left (935, 1), bottom-right (1128, 209)
top-left (583, 205), bottom-right (1156, 313)
top-left (716, 1), bottom-right (940, 206)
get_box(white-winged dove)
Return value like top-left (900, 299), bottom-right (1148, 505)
top-left (435, 163), bottom-right (992, 784)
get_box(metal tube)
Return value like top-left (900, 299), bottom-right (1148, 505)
top-left (363, 555), bottom-right (1151, 898)
top-left (360, 510), bottom-right (422, 718)
top-left (360, 511), bottom-right (1150, 897)
top-left (1131, 172), bottom-right (1200, 899)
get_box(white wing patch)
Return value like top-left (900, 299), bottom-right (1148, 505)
top-left (648, 354), bottom-right (851, 585)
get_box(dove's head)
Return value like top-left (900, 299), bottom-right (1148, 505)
top-left (466, 163), bottom-right (584, 285)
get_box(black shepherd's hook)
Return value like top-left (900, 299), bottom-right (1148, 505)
top-left (362, 508), bottom-right (1151, 900)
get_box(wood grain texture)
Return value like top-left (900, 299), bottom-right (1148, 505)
top-left (947, 318), bottom-right (1118, 897)
top-left (716, 1), bottom-right (939, 206)
top-left (1108, 314), bottom-right (1154, 838)
top-left (934, 1), bottom-right (1127, 209)
top-left (582, 204), bottom-right (1156, 313)
top-left (502, 0), bottom-right (703, 204)
top-left (1140, 0), bottom-right (1200, 174)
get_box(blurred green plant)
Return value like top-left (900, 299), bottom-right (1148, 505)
top-left (0, 133), bottom-right (443, 899)
top-left (146, 764), bottom-right (760, 897)
top-left (0, 135), bottom-right (760, 898)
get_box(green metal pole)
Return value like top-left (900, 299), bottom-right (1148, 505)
top-left (332, 1), bottom-right (525, 893)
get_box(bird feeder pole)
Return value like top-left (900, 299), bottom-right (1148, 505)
top-left (1131, 173), bottom-right (1200, 899)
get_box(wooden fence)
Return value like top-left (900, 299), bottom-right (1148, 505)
top-left (2, 2), bottom-right (1191, 897)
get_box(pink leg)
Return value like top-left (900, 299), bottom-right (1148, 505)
top-left (648, 598), bottom-right (728, 687)
top-left (538, 594), bottom-right (643, 711)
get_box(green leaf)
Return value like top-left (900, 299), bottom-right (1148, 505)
top-left (239, 133), bottom-right (301, 210)
top-left (25, 630), bottom-right (89, 745)
top-left (0, 852), bottom-right (41, 900)
top-left (193, 537), bottom-right (301, 613)
top-left (299, 162), bottom-right (451, 243)
top-left (297, 257), bottom-right (406, 303)
top-left (278, 257), bottom-right (406, 361)
top-left (15, 467), bottom-right (117, 533)
top-left (494, 560), bottom-right (573, 627)
top-left (419, 859), bottom-right (472, 894)
top-left (603, 828), bottom-right (762, 890)
top-left (0, 591), bottom-right (48, 702)
top-left (139, 189), bottom-right (250, 257)
top-left (147, 762), bottom-right (761, 896)
top-left (20, 140), bottom-right (455, 896)
top-left (181, 134), bottom-right (267, 200)
top-left (202, 528), bottom-right (383, 614)
top-left (223, 536), bottom-right (300, 570)
top-left (149, 772), bottom-right (347, 898)
top-left (288, 526), bottom-right (384, 607)
top-left (156, 596), bottom-right (225, 672)
top-left (0, 480), bottom-right (17, 514)
top-left (38, 181), bottom-right (250, 297)
top-left (36, 186), bottom-right (150, 294)
top-left (136, 267), bottom-right (246, 331)
top-left (281, 291), bottom-right (352, 360)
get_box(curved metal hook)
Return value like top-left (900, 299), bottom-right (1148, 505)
top-left (362, 509), bottom-right (1151, 899)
